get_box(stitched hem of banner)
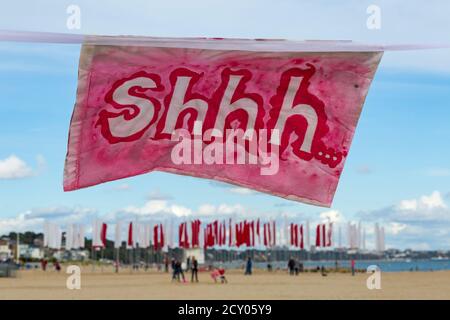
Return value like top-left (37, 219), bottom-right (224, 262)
top-left (63, 44), bottom-right (95, 191)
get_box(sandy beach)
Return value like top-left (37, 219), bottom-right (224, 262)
top-left (1, 266), bottom-right (449, 300)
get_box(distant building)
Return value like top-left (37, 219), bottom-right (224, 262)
top-left (0, 239), bottom-right (12, 261)
top-left (16, 244), bottom-right (44, 260)
top-left (54, 249), bottom-right (89, 261)
top-left (18, 244), bottom-right (29, 256)
top-left (28, 247), bottom-right (44, 259)
top-left (33, 238), bottom-right (43, 247)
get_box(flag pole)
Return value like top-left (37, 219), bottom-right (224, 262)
top-left (129, 247), bottom-right (133, 274)
top-left (101, 247), bottom-right (104, 273)
top-left (115, 246), bottom-right (119, 273)
top-left (91, 244), bottom-right (95, 273)
top-left (16, 231), bottom-right (20, 264)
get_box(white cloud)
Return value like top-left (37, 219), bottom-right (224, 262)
top-left (319, 209), bottom-right (342, 223)
top-left (170, 204), bottom-right (192, 217)
top-left (0, 154), bottom-right (46, 180)
top-left (398, 199), bottom-right (418, 211)
top-left (358, 190), bottom-right (450, 249)
top-left (0, 213), bottom-right (42, 234)
top-left (121, 199), bottom-right (192, 217)
top-left (420, 191), bottom-right (447, 209)
top-left (386, 222), bottom-right (407, 235)
top-left (111, 198), bottom-right (248, 222)
top-left (0, 155), bottom-right (33, 179)
top-left (123, 200), bottom-right (169, 215)
top-left (397, 190), bottom-right (446, 211)
top-left (217, 204), bottom-right (245, 215)
top-left (0, 206), bottom-right (97, 235)
top-left (197, 203), bottom-right (246, 216)
top-left (198, 204), bottom-right (216, 216)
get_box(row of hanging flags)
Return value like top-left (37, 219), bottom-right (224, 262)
top-left (44, 219), bottom-right (336, 251)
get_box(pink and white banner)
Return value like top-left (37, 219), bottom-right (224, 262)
top-left (64, 38), bottom-right (382, 207)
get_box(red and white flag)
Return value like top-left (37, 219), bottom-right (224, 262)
top-left (63, 38), bottom-right (382, 207)
top-left (326, 223), bottom-right (333, 247)
top-left (299, 225), bottom-right (304, 249)
top-left (315, 224), bottom-right (323, 247)
top-left (127, 222), bottom-right (133, 248)
top-left (100, 223), bottom-right (107, 247)
top-left (316, 223), bottom-right (333, 247)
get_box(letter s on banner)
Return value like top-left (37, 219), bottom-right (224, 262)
top-left (97, 72), bottom-right (164, 143)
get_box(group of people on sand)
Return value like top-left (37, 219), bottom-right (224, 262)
top-left (40, 258), bottom-right (61, 272)
top-left (287, 257), bottom-right (358, 276)
top-left (171, 256), bottom-right (201, 283)
top-left (170, 256), bottom-right (228, 284)
top-left (287, 257), bottom-right (304, 275)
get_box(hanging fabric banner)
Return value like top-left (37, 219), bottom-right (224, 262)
top-left (63, 37), bottom-right (383, 206)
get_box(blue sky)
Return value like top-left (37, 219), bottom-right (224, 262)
top-left (0, 0), bottom-right (449, 250)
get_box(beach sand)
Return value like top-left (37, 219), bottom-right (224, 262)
top-left (1, 266), bottom-right (449, 300)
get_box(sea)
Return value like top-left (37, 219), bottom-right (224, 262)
top-left (227, 259), bottom-right (450, 272)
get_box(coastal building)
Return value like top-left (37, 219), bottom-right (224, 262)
top-left (0, 239), bottom-right (12, 261)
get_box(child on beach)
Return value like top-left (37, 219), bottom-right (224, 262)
top-left (40, 258), bottom-right (47, 271)
top-left (54, 260), bottom-right (61, 272)
top-left (211, 268), bottom-right (227, 284)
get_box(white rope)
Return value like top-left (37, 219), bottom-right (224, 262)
top-left (1, 30), bottom-right (449, 52)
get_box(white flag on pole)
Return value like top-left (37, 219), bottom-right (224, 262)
top-left (114, 221), bottom-right (122, 249)
top-left (79, 225), bottom-right (85, 248)
top-left (305, 220), bottom-right (310, 250)
top-left (92, 220), bottom-right (103, 247)
top-left (66, 224), bottom-right (73, 250)
top-left (43, 221), bottom-right (50, 247)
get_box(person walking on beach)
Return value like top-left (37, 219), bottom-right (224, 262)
top-left (40, 258), bottom-right (47, 271)
top-left (186, 256), bottom-right (191, 272)
top-left (164, 255), bottom-right (169, 273)
top-left (320, 265), bottom-right (327, 277)
top-left (54, 260), bottom-right (61, 272)
top-left (245, 257), bottom-right (252, 275)
top-left (174, 260), bottom-right (186, 282)
top-left (288, 257), bottom-right (295, 275)
top-left (351, 259), bottom-right (356, 276)
top-left (191, 256), bottom-right (199, 282)
top-left (171, 258), bottom-right (178, 281)
top-left (294, 260), bottom-right (300, 275)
